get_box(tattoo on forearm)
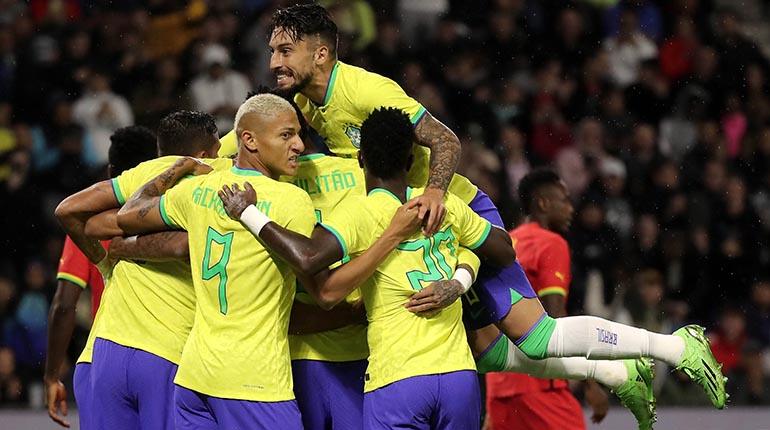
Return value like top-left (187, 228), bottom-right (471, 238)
top-left (415, 113), bottom-right (460, 192)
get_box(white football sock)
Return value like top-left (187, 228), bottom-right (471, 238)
top-left (502, 337), bottom-right (628, 389)
top-left (546, 316), bottom-right (685, 366)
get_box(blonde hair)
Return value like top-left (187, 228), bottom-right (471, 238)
top-left (233, 93), bottom-right (294, 144)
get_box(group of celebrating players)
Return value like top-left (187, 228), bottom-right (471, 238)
top-left (44, 4), bottom-right (727, 430)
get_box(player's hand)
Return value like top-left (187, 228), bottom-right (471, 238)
top-left (45, 378), bottom-right (70, 428)
top-left (384, 199), bottom-right (422, 241)
top-left (415, 187), bottom-right (446, 236)
top-left (176, 156), bottom-right (213, 176)
top-left (584, 380), bottom-right (609, 423)
top-left (219, 182), bottom-right (257, 219)
top-left (404, 279), bottom-right (463, 317)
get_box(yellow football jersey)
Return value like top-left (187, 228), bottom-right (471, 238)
top-left (322, 187), bottom-right (490, 392)
top-left (218, 130), bottom-right (238, 158)
top-left (294, 61), bottom-right (479, 204)
top-left (161, 165), bottom-right (315, 402)
top-left (94, 156), bottom-right (233, 365)
top-left (283, 154), bottom-right (369, 362)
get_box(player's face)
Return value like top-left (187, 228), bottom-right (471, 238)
top-left (547, 182), bottom-right (574, 232)
top-left (255, 110), bottom-right (304, 177)
top-left (269, 28), bottom-right (315, 93)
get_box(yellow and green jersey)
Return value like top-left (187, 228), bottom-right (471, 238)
top-left (218, 130), bottom-right (238, 158)
top-left (161, 165), bottom-right (315, 402)
top-left (282, 154), bottom-right (369, 363)
top-left (294, 61), bottom-right (479, 204)
top-left (322, 187), bottom-right (490, 392)
top-left (94, 156), bottom-right (233, 364)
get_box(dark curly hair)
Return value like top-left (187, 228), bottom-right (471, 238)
top-left (268, 3), bottom-right (338, 57)
top-left (108, 126), bottom-right (157, 178)
top-left (157, 110), bottom-right (218, 156)
top-left (360, 107), bottom-right (415, 180)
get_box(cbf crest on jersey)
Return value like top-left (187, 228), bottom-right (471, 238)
top-left (344, 124), bottom-right (361, 148)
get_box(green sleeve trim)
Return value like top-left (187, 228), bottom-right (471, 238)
top-left (159, 195), bottom-right (176, 228)
top-left (319, 223), bottom-right (349, 261)
top-left (111, 178), bottom-right (126, 205)
top-left (411, 106), bottom-right (427, 126)
top-left (467, 221), bottom-right (492, 250)
top-left (57, 272), bottom-right (88, 289)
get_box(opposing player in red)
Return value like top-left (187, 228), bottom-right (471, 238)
top-left (486, 169), bottom-right (608, 430)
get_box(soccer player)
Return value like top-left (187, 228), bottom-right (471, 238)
top-left (261, 5), bottom-right (728, 422)
top-left (486, 169), bottom-right (606, 430)
top-left (54, 111), bottom-right (227, 430)
top-left (115, 94), bottom-right (419, 429)
top-left (45, 126), bottom-right (158, 429)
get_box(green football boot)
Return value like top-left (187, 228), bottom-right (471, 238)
top-left (673, 324), bottom-right (728, 409)
top-left (613, 357), bottom-right (656, 430)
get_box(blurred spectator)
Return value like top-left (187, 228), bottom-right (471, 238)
top-left (598, 157), bottom-right (634, 240)
top-left (709, 306), bottom-right (748, 375)
top-left (659, 17), bottom-right (700, 82)
top-left (748, 280), bottom-right (770, 348)
top-left (604, 0), bottom-right (663, 42)
top-left (132, 58), bottom-right (190, 126)
top-left (626, 268), bottom-right (670, 333)
top-left (72, 70), bottom-right (134, 167)
top-left (0, 346), bottom-right (23, 403)
top-left (498, 124), bottom-right (530, 200)
top-left (602, 9), bottom-right (657, 87)
top-left (189, 44), bottom-right (250, 135)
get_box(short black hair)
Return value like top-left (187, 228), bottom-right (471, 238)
top-left (360, 107), bottom-right (414, 180)
top-left (157, 110), bottom-right (218, 156)
top-left (108, 126), bottom-right (158, 178)
top-left (269, 3), bottom-right (338, 56)
top-left (518, 168), bottom-right (562, 215)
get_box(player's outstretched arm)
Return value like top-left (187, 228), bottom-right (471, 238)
top-left (288, 300), bottom-right (366, 335)
top-left (414, 112), bottom-right (461, 235)
top-left (109, 231), bottom-right (190, 262)
top-left (118, 157), bottom-right (211, 235)
top-left (473, 227), bottom-right (516, 268)
top-left (44, 280), bottom-right (80, 428)
top-left (55, 180), bottom-right (118, 264)
top-left (405, 246), bottom-right (480, 317)
top-left (303, 204), bottom-right (421, 309)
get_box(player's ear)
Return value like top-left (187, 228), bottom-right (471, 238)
top-left (314, 44), bottom-right (329, 66)
top-left (240, 130), bottom-right (258, 152)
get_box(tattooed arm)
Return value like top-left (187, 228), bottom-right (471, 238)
top-left (55, 180), bottom-right (120, 264)
top-left (117, 157), bottom-right (211, 235)
top-left (413, 112), bottom-right (461, 235)
top-left (109, 231), bottom-right (190, 262)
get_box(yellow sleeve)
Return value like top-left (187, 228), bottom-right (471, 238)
top-left (218, 130), bottom-right (238, 158)
top-left (320, 197), bottom-right (373, 261)
top-left (448, 193), bottom-right (492, 250)
top-left (281, 189), bottom-right (316, 237)
top-left (357, 72), bottom-right (426, 125)
top-left (455, 247), bottom-right (481, 281)
top-left (111, 165), bottom-right (141, 205)
top-left (159, 177), bottom-right (200, 230)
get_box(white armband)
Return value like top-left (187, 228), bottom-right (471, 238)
top-left (452, 267), bottom-right (474, 293)
top-left (240, 204), bottom-right (272, 236)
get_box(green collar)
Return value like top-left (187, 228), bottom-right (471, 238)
top-left (321, 61), bottom-right (340, 106)
top-left (297, 153), bottom-right (325, 161)
top-left (368, 187), bottom-right (412, 203)
top-left (231, 166), bottom-right (264, 176)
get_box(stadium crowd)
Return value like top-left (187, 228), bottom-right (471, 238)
top-left (0, 0), bottom-right (768, 409)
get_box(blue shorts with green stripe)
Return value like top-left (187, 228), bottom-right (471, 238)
top-left (462, 189), bottom-right (537, 329)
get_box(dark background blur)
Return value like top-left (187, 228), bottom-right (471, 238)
top-left (0, 0), bottom-right (769, 410)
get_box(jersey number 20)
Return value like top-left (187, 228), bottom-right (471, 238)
top-left (202, 227), bottom-right (234, 315)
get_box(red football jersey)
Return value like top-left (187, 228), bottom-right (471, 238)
top-left (56, 236), bottom-right (108, 319)
top-left (486, 222), bottom-right (572, 397)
